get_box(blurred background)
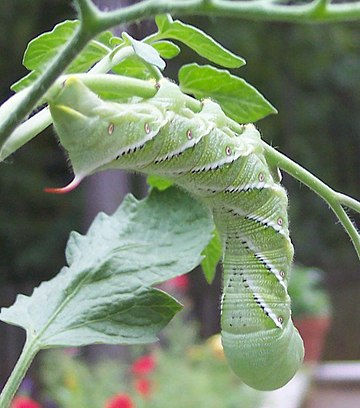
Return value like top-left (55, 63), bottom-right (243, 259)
top-left (0, 0), bottom-right (359, 405)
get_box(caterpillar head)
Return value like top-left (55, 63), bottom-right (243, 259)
top-left (46, 77), bottom-right (164, 193)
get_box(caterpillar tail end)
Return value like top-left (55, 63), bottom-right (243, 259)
top-left (44, 176), bottom-right (82, 194)
top-left (222, 323), bottom-right (304, 391)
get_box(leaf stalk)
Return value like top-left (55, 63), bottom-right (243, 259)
top-left (0, 338), bottom-right (40, 408)
top-left (263, 143), bottom-right (360, 261)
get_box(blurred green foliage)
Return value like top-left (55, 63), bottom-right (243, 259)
top-left (41, 348), bottom-right (129, 408)
top-left (144, 319), bottom-right (261, 408)
top-left (288, 264), bottom-right (331, 318)
top-left (40, 315), bottom-right (262, 408)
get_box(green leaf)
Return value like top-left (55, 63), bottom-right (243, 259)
top-left (152, 41), bottom-right (180, 59)
top-left (155, 16), bottom-right (245, 69)
top-left (147, 174), bottom-right (174, 191)
top-left (24, 20), bottom-right (79, 69)
top-left (112, 55), bottom-right (152, 80)
top-left (201, 229), bottom-right (222, 284)
top-left (112, 40), bottom-right (178, 79)
top-left (112, 40), bottom-right (179, 79)
top-left (179, 64), bottom-right (277, 123)
top-left (0, 188), bottom-right (213, 347)
top-left (155, 14), bottom-right (172, 32)
top-left (11, 20), bottom-right (113, 92)
top-left (109, 36), bottom-right (124, 47)
top-left (123, 33), bottom-right (165, 70)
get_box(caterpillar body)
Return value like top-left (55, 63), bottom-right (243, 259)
top-left (48, 76), bottom-right (304, 390)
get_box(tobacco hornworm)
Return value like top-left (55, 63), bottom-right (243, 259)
top-left (47, 76), bottom-right (304, 391)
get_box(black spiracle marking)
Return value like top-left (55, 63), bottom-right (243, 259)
top-left (115, 143), bottom-right (146, 160)
top-left (224, 185), bottom-right (264, 194)
top-left (154, 150), bottom-right (185, 164)
top-left (191, 164), bottom-right (222, 174)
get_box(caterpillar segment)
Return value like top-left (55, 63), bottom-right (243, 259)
top-left (48, 76), bottom-right (304, 390)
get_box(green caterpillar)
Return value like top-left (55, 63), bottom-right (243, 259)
top-left (47, 76), bottom-right (304, 391)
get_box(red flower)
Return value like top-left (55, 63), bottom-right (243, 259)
top-left (11, 396), bottom-right (42, 408)
top-left (105, 394), bottom-right (134, 408)
top-left (131, 355), bottom-right (155, 376)
top-left (134, 377), bottom-right (152, 397)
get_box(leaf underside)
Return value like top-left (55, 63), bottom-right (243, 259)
top-left (0, 188), bottom-right (213, 348)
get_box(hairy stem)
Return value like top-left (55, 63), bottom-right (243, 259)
top-left (97, 0), bottom-right (360, 32)
top-left (0, 25), bottom-right (92, 149)
top-left (0, 338), bottom-right (40, 408)
top-left (89, 45), bottom-right (133, 74)
top-left (263, 143), bottom-right (360, 260)
top-left (337, 193), bottom-right (360, 214)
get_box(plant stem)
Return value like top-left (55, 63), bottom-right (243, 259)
top-left (200, 0), bottom-right (360, 23)
top-left (0, 108), bottom-right (52, 162)
top-left (337, 193), bottom-right (360, 214)
top-left (263, 143), bottom-right (360, 261)
top-left (0, 24), bottom-right (92, 149)
top-left (89, 45), bottom-right (133, 74)
top-left (0, 338), bottom-right (39, 408)
top-left (97, 0), bottom-right (360, 33)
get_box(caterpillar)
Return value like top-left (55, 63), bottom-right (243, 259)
top-left (47, 76), bottom-right (304, 391)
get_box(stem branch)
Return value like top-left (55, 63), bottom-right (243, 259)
top-left (0, 25), bottom-right (92, 149)
top-left (0, 338), bottom-right (39, 408)
top-left (263, 143), bottom-right (360, 260)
